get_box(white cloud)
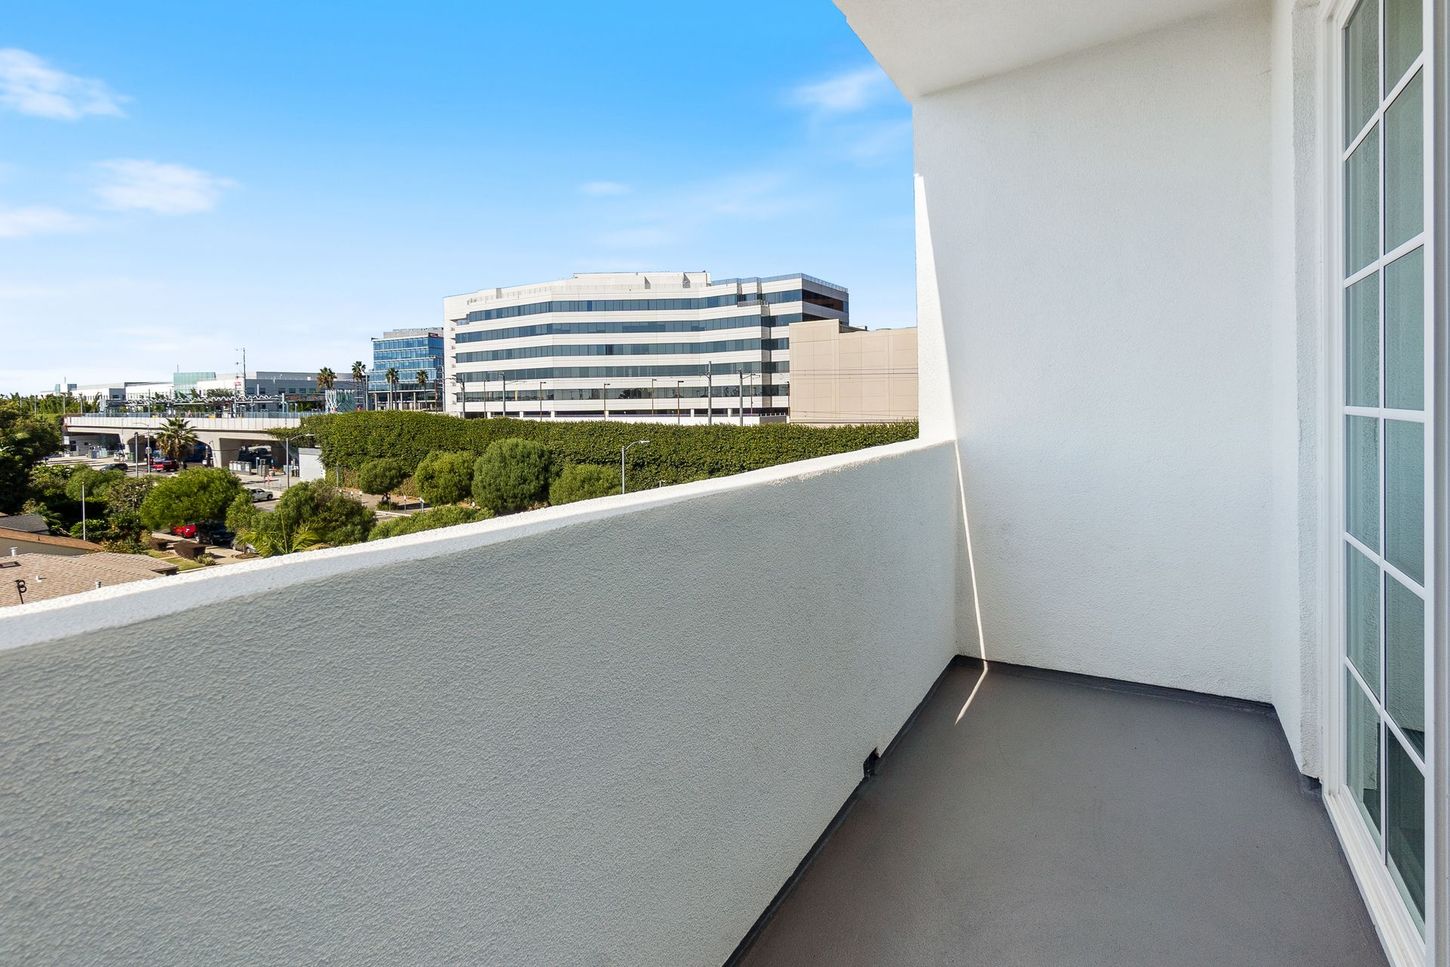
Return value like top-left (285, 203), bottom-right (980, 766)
top-left (0, 205), bottom-right (88, 239)
top-left (580, 180), bottom-right (631, 197)
top-left (93, 160), bottom-right (237, 215)
top-left (845, 119), bottom-right (913, 164)
top-left (788, 65), bottom-right (893, 115)
top-left (0, 48), bottom-right (126, 120)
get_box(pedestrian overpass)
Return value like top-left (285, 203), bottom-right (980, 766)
top-left (62, 415), bottom-right (302, 466)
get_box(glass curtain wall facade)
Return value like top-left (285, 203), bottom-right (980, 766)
top-left (371, 329), bottom-right (445, 411)
top-left (443, 272), bottom-right (848, 420)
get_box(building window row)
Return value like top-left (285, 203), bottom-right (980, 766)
top-left (456, 361), bottom-right (791, 382)
top-left (455, 338), bottom-right (788, 364)
top-left (457, 289), bottom-right (842, 323)
top-left (453, 313), bottom-right (815, 343)
top-left (460, 384), bottom-right (789, 403)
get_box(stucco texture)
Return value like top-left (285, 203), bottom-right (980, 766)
top-left (914, 7), bottom-right (1281, 707)
top-left (0, 440), bottom-right (964, 966)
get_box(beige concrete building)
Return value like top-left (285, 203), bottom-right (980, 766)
top-left (787, 319), bottom-right (917, 426)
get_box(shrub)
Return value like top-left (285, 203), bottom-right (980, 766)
top-left (356, 457), bottom-right (411, 501)
top-left (234, 481), bottom-right (373, 555)
top-left (414, 450), bottom-right (475, 505)
top-left (549, 464), bottom-right (620, 505)
top-left (298, 411), bottom-right (918, 488)
top-left (140, 467), bottom-right (242, 531)
top-left (368, 505), bottom-right (493, 541)
top-left (471, 438), bottom-right (556, 515)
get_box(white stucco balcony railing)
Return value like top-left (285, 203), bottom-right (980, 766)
top-left (0, 438), bottom-right (966, 966)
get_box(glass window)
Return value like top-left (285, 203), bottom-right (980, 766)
top-left (1346, 415), bottom-right (1380, 550)
top-left (1384, 248), bottom-right (1424, 409)
top-left (1384, 0), bottom-right (1422, 87)
top-left (1346, 128), bottom-right (1380, 274)
top-left (1347, 671), bottom-right (1382, 833)
top-left (1384, 71), bottom-right (1424, 251)
top-left (1385, 575), bottom-right (1424, 755)
top-left (1346, 0), bottom-right (1380, 143)
top-left (1384, 419), bottom-right (1423, 584)
top-left (1386, 735), bottom-right (1425, 919)
top-left (1347, 545), bottom-right (1381, 692)
top-left (1346, 274), bottom-right (1380, 407)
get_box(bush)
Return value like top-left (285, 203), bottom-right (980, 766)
top-left (471, 438), bottom-right (556, 515)
top-left (356, 457), bottom-right (411, 500)
top-left (234, 481), bottom-right (374, 556)
top-left (298, 411), bottom-right (918, 488)
top-left (549, 464), bottom-right (620, 505)
top-left (140, 467), bottom-right (242, 531)
top-left (368, 505), bottom-right (493, 541)
top-left (413, 451), bottom-right (475, 505)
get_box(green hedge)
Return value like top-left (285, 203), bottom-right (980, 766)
top-left (299, 412), bottom-right (918, 486)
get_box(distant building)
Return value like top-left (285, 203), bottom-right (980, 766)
top-left (0, 513), bottom-right (51, 536)
top-left (0, 529), bottom-right (104, 557)
top-left (786, 320), bottom-right (917, 426)
top-left (0, 552), bottom-right (177, 608)
top-left (172, 371), bottom-right (217, 394)
top-left (443, 271), bottom-right (848, 422)
top-left (370, 329), bottom-right (444, 410)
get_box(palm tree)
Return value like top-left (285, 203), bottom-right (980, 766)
top-left (156, 417), bottom-right (199, 465)
top-left (317, 366), bottom-right (336, 391)
top-left (385, 367), bottom-right (400, 410)
top-left (351, 361), bottom-right (368, 411)
top-left (415, 370), bottom-right (429, 410)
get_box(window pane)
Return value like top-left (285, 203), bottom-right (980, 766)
top-left (1346, 274), bottom-right (1380, 406)
top-left (1346, 128), bottom-right (1381, 275)
top-left (1346, 0), bottom-right (1381, 144)
top-left (1385, 0), bottom-right (1423, 87)
top-left (1385, 575), bottom-right (1425, 755)
top-left (1386, 735), bottom-right (1426, 921)
top-left (1385, 247), bottom-right (1424, 409)
top-left (1384, 71), bottom-right (1424, 251)
top-left (1348, 545), bottom-right (1382, 691)
top-left (1347, 670), bottom-right (1382, 833)
top-left (1347, 415), bottom-right (1380, 550)
top-left (1385, 419), bottom-right (1424, 584)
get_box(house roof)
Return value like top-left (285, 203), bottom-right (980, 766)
top-left (0, 552), bottom-right (178, 608)
top-left (0, 512), bottom-right (51, 535)
top-left (0, 528), bottom-right (105, 554)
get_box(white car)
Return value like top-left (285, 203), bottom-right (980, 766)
top-left (247, 488), bottom-right (273, 502)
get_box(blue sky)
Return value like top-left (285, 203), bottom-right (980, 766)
top-left (0, 1), bottom-right (914, 394)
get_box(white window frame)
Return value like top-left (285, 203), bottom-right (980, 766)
top-left (1320, 1), bottom-right (1443, 965)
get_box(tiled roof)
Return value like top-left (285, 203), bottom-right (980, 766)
top-left (0, 528), bottom-right (104, 553)
top-left (0, 553), bottom-right (177, 608)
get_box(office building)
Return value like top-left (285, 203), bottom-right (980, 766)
top-left (787, 319), bottom-right (917, 426)
top-left (443, 271), bottom-right (848, 421)
top-left (369, 328), bottom-right (444, 410)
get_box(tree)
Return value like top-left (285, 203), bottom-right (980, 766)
top-left (356, 457), bottom-right (410, 503)
top-left (0, 404), bottom-right (63, 513)
top-left (549, 464), bottom-right (620, 506)
top-left (368, 504), bottom-right (492, 541)
top-left (140, 467), bottom-right (243, 531)
top-left (385, 367), bottom-right (400, 410)
top-left (414, 451), bottom-right (475, 505)
top-left (415, 370), bottom-right (429, 410)
top-left (317, 366), bottom-right (336, 391)
top-left (155, 417), bottom-right (199, 464)
top-left (232, 481), bottom-right (372, 555)
top-left (471, 438), bottom-right (555, 515)
top-left (351, 361), bottom-right (368, 411)
top-left (104, 476), bottom-right (155, 514)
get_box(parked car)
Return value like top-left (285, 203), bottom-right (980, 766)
top-left (196, 521), bottom-right (234, 546)
top-left (247, 487), bottom-right (272, 502)
top-left (170, 523), bottom-right (198, 539)
top-left (100, 462), bottom-right (129, 472)
top-left (150, 456), bottom-right (178, 472)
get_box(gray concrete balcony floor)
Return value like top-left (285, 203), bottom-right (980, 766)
top-left (734, 661), bottom-right (1388, 967)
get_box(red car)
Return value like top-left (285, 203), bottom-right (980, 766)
top-left (150, 456), bottom-right (178, 472)
top-left (170, 523), bottom-right (198, 539)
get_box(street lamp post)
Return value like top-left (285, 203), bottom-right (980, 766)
top-left (650, 378), bottom-right (656, 418)
top-left (603, 382), bottom-right (610, 420)
top-left (538, 380), bottom-right (545, 418)
top-left (675, 380), bottom-right (683, 424)
top-left (621, 439), bottom-right (650, 494)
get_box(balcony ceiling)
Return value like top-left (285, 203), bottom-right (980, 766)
top-left (834, 0), bottom-right (1245, 97)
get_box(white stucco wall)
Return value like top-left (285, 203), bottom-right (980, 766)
top-left (0, 439), bottom-right (964, 966)
top-left (912, 7), bottom-right (1284, 706)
